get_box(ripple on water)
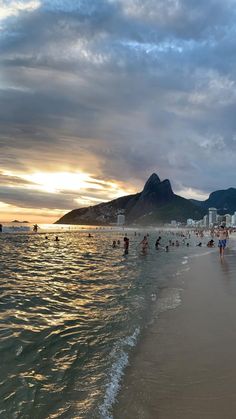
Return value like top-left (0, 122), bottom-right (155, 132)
top-left (0, 229), bottom-right (197, 418)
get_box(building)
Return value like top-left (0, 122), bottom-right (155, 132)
top-left (225, 214), bottom-right (232, 227)
top-left (203, 214), bottom-right (209, 227)
top-left (232, 212), bottom-right (236, 226)
top-left (117, 214), bottom-right (125, 226)
top-left (208, 207), bottom-right (217, 226)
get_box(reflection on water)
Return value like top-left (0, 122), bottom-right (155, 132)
top-left (219, 249), bottom-right (236, 296)
top-left (0, 229), bottom-right (209, 418)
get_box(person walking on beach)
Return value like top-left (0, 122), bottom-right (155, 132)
top-left (217, 225), bottom-right (229, 258)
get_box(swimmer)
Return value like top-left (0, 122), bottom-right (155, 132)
top-left (45, 236), bottom-right (48, 240)
top-left (196, 242), bottom-right (202, 247)
top-left (112, 240), bottom-right (117, 248)
top-left (207, 239), bottom-right (214, 248)
top-left (55, 236), bottom-right (59, 242)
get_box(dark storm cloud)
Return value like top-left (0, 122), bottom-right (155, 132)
top-left (1, 0), bottom-right (236, 212)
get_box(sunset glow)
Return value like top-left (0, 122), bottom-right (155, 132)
top-left (22, 172), bottom-right (98, 193)
top-left (0, 169), bottom-right (137, 222)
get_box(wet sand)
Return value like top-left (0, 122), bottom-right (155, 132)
top-left (113, 242), bottom-right (236, 419)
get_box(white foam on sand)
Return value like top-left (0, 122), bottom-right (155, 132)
top-left (99, 328), bottom-right (140, 419)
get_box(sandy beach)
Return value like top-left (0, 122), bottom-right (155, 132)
top-left (114, 238), bottom-right (236, 419)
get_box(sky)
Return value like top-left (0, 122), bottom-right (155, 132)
top-left (1, 0), bottom-right (236, 222)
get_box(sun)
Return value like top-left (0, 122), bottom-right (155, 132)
top-left (22, 171), bottom-right (100, 193)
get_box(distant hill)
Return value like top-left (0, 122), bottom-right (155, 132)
top-left (191, 188), bottom-right (236, 214)
top-left (56, 173), bottom-right (205, 225)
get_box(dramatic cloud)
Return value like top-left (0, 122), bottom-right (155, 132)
top-left (1, 0), bottom-right (236, 221)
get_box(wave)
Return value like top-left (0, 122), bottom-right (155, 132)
top-left (99, 328), bottom-right (140, 419)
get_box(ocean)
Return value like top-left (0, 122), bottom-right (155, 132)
top-left (0, 226), bottom-right (207, 418)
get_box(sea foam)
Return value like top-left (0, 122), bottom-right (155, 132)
top-left (99, 328), bottom-right (140, 419)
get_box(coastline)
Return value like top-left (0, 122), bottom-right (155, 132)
top-left (113, 238), bottom-right (236, 419)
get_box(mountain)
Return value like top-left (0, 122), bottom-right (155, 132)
top-left (56, 173), bottom-right (205, 225)
top-left (191, 188), bottom-right (236, 214)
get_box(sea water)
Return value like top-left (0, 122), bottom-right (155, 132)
top-left (0, 227), bottom-right (205, 418)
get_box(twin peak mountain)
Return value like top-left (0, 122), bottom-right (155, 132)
top-left (56, 173), bottom-right (236, 225)
top-left (57, 173), bottom-right (208, 225)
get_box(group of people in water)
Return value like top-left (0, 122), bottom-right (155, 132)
top-left (111, 232), bottom-right (192, 256)
top-left (110, 225), bottom-right (231, 257)
top-left (28, 223), bottom-right (232, 259)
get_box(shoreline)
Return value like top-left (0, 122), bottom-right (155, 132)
top-left (113, 239), bottom-right (236, 419)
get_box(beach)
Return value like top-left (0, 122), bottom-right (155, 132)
top-left (114, 237), bottom-right (236, 419)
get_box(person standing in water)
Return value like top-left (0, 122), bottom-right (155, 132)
top-left (217, 225), bottom-right (229, 258)
top-left (123, 237), bottom-right (129, 255)
top-left (155, 236), bottom-right (162, 249)
top-left (33, 224), bottom-right (38, 233)
top-left (139, 235), bottom-right (149, 254)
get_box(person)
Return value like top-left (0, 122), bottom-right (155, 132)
top-left (155, 236), bottom-right (162, 249)
top-left (33, 224), bottom-right (38, 233)
top-left (123, 237), bottom-right (129, 255)
top-left (55, 236), bottom-right (59, 242)
top-left (112, 240), bottom-right (117, 248)
top-left (0, 224), bottom-right (2, 233)
top-left (176, 240), bottom-right (180, 247)
top-left (217, 225), bottom-right (229, 258)
top-left (207, 239), bottom-right (214, 248)
top-left (140, 235), bottom-right (149, 254)
top-left (165, 245), bottom-right (169, 252)
top-left (117, 240), bottom-right (120, 246)
top-left (45, 236), bottom-right (48, 240)
top-left (88, 233), bottom-right (93, 238)
top-left (196, 242), bottom-right (202, 247)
